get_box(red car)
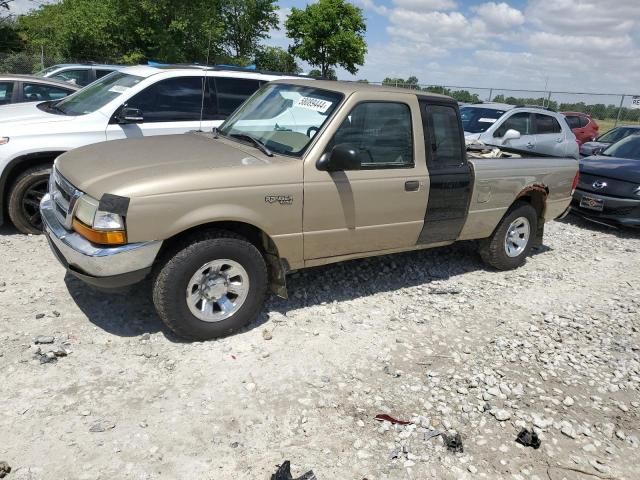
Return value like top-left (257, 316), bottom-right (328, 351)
top-left (562, 112), bottom-right (599, 146)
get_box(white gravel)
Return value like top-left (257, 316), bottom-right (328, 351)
top-left (1, 215), bottom-right (639, 479)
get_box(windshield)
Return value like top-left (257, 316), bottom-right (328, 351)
top-left (602, 135), bottom-right (640, 159)
top-left (52, 72), bottom-right (144, 116)
top-left (460, 106), bottom-right (506, 133)
top-left (35, 65), bottom-right (60, 77)
top-left (219, 84), bottom-right (343, 156)
top-left (597, 127), bottom-right (639, 144)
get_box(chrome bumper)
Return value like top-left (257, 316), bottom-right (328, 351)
top-left (41, 193), bottom-right (162, 287)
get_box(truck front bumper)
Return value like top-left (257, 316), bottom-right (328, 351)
top-left (41, 193), bottom-right (163, 289)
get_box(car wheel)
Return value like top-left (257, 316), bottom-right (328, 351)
top-left (479, 201), bottom-right (538, 271)
top-left (8, 166), bottom-right (51, 234)
top-left (152, 231), bottom-right (269, 341)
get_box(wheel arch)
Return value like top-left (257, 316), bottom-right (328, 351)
top-left (159, 220), bottom-right (289, 298)
top-left (514, 184), bottom-right (548, 246)
top-left (1, 151), bottom-right (65, 225)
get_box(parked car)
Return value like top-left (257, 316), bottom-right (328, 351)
top-left (0, 75), bottom-right (79, 106)
top-left (571, 135), bottom-right (640, 227)
top-left (36, 63), bottom-right (123, 87)
top-left (562, 111), bottom-right (599, 145)
top-left (0, 65), bottom-right (300, 234)
top-left (41, 80), bottom-right (579, 340)
top-left (461, 103), bottom-right (579, 159)
top-left (579, 125), bottom-right (640, 157)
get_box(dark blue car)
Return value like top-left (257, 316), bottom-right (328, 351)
top-left (572, 135), bottom-right (640, 227)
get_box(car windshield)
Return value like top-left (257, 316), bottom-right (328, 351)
top-left (597, 127), bottom-right (639, 144)
top-left (219, 83), bottom-right (343, 156)
top-left (35, 65), bottom-right (61, 77)
top-left (601, 135), bottom-right (640, 159)
top-left (51, 72), bottom-right (144, 116)
top-left (460, 106), bottom-right (506, 133)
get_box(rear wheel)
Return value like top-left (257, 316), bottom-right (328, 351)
top-left (152, 231), bottom-right (268, 341)
top-left (479, 202), bottom-right (538, 270)
top-left (8, 166), bottom-right (51, 234)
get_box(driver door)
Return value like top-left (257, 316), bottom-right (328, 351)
top-left (105, 75), bottom-right (218, 140)
top-left (303, 93), bottom-right (428, 260)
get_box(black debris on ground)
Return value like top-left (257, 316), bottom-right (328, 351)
top-left (442, 433), bottom-right (464, 453)
top-left (271, 461), bottom-right (317, 480)
top-left (515, 428), bottom-right (541, 449)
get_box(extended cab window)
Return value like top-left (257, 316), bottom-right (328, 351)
top-left (328, 102), bottom-right (413, 168)
top-left (495, 112), bottom-right (531, 137)
top-left (535, 114), bottom-right (562, 134)
top-left (422, 103), bottom-right (464, 167)
top-left (127, 77), bottom-right (204, 122)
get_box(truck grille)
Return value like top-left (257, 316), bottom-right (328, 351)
top-left (50, 167), bottom-right (82, 229)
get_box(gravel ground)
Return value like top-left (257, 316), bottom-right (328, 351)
top-left (1, 215), bottom-right (639, 480)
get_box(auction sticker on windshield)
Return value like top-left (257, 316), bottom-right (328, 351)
top-left (295, 97), bottom-right (333, 113)
top-left (108, 85), bottom-right (130, 94)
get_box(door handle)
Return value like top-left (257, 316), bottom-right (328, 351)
top-left (405, 180), bottom-right (420, 192)
top-left (556, 138), bottom-right (564, 143)
top-left (526, 142), bottom-right (534, 149)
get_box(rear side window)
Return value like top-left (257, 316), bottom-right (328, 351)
top-left (535, 114), bottom-right (562, 134)
top-left (495, 112), bottom-right (531, 137)
top-left (327, 102), bottom-right (413, 168)
top-left (211, 77), bottom-right (262, 117)
top-left (0, 81), bottom-right (14, 104)
top-left (565, 115), bottom-right (580, 129)
top-left (422, 103), bottom-right (464, 167)
top-left (127, 76), bottom-right (204, 122)
top-left (579, 116), bottom-right (590, 128)
top-left (95, 69), bottom-right (115, 79)
top-left (23, 83), bottom-right (72, 101)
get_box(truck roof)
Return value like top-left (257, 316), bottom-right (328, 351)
top-left (271, 78), bottom-right (457, 103)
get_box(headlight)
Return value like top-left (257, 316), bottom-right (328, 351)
top-left (0, 137), bottom-right (9, 145)
top-left (634, 186), bottom-right (640, 197)
top-left (72, 194), bottom-right (127, 245)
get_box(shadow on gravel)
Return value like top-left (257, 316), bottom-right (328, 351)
top-left (561, 212), bottom-right (640, 239)
top-left (267, 241), bottom-right (500, 315)
top-left (63, 240), bottom-right (552, 340)
top-left (0, 225), bottom-right (20, 236)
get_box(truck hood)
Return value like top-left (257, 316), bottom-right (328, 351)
top-left (579, 155), bottom-right (640, 183)
top-left (56, 133), bottom-right (286, 199)
top-left (0, 101), bottom-right (75, 131)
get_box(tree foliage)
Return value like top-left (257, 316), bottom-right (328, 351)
top-left (15, 0), bottom-right (276, 64)
top-left (285, 0), bottom-right (366, 78)
top-left (254, 46), bottom-right (299, 73)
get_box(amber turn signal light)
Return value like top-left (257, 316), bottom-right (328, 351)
top-left (72, 218), bottom-right (127, 246)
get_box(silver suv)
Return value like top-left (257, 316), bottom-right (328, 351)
top-left (461, 103), bottom-right (579, 159)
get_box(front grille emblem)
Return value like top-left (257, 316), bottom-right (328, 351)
top-left (592, 181), bottom-right (607, 190)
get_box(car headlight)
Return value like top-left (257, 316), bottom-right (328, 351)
top-left (634, 186), bottom-right (640, 197)
top-left (72, 194), bottom-right (127, 245)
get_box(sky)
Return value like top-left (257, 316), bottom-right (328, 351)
top-left (10, 0), bottom-right (640, 94)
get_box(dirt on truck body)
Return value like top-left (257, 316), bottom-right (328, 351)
top-left (40, 79), bottom-right (579, 340)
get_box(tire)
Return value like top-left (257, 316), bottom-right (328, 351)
top-left (152, 231), bottom-right (268, 341)
top-left (479, 201), bottom-right (538, 271)
top-left (7, 166), bottom-right (51, 235)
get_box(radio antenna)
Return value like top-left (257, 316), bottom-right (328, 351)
top-left (199, 29), bottom-right (213, 132)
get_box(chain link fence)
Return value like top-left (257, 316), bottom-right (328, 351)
top-left (366, 81), bottom-right (640, 131)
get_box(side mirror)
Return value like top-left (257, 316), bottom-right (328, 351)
top-left (316, 144), bottom-right (361, 172)
top-left (115, 105), bottom-right (144, 124)
top-left (502, 129), bottom-right (521, 142)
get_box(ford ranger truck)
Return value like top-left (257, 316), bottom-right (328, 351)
top-left (40, 80), bottom-right (579, 341)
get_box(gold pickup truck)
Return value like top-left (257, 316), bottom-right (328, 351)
top-left (40, 80), bottom-right (579, 340)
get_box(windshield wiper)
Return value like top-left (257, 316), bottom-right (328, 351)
top-left (229, 133), bottom-right (274, 157)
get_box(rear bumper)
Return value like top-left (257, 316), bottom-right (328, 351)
top-left (41, 193), bottom-right (163, 288)
top-left (571, 189), bottom-right (640, 227)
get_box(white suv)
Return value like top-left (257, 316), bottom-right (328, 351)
top-left (0, 65), bottom-right (298, 233)
top-left (460, 103), bottom-right (579, 159)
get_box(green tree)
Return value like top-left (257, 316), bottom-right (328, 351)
top-left (285, 0), bottom-right (366, 78)
top-left (254, 46), bottom-right (300, 73)
top-left (307, 67), bottom-right (336, 80)
top-left (219, 0), bottom-right (278, 61)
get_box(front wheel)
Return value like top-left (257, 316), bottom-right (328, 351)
top-left (152, 231), bottom-right (268, 341)
top-left (479, 202), bottom-right (538, 271)
top-left (8, 166), bottom-right (51, 234)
